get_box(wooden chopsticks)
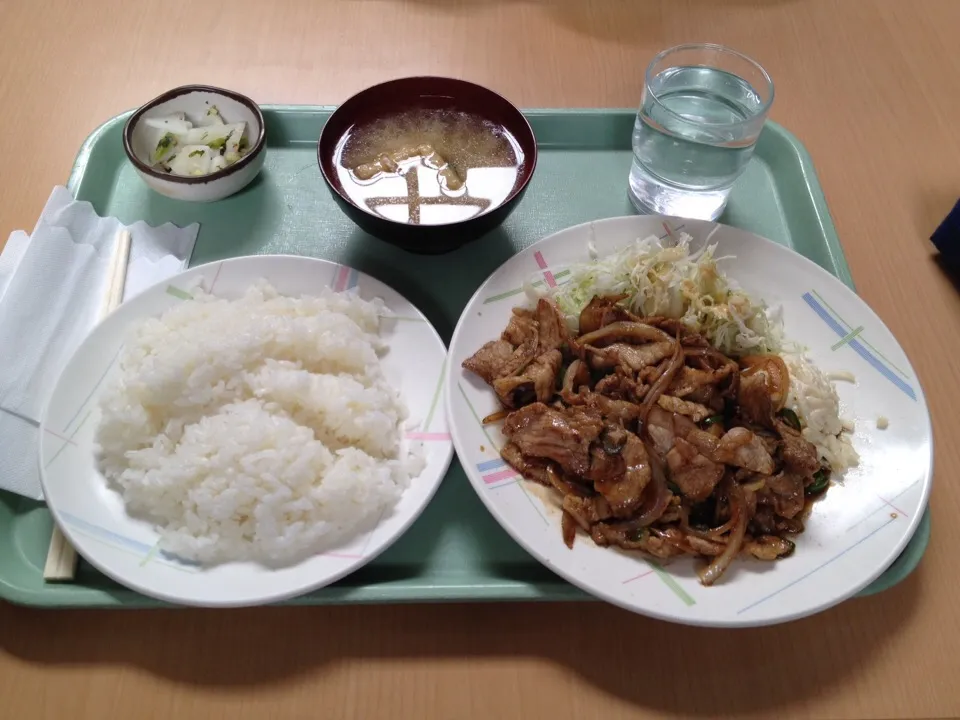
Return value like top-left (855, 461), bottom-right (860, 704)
top-left (43, 229), bottom-right (131, 581)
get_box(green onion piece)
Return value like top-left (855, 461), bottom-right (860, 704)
top-left (667, 480), bottom-right (681, 495)
top-left (806, 469), bottom-right (830, 496)
top-left (702, 414), bottom-right (724, 427)
top-left (152, 133), bottom-right (176, 163)
top-left (777, 408), bottom-right (802, 432)
top-left (207, 137), bottom-right (227, 150)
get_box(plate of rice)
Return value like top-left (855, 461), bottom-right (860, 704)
top-left (446, 215), bottom-right (933, 627)
top-left (40, 255), bottom-right (452, 607)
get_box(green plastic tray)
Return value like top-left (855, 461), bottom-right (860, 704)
top-left (0, 107), bottom-right (930, 607)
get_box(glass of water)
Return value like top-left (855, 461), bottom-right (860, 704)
top-left (627, 43), bottom-right (774, 221)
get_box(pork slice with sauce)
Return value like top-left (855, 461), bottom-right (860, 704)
top-left (765, 471), bottom-right (806, 519)
top-left (737, 370), bottom-right (775, 427)
top-left (578, 295), bottom-right (636, 334)
top-left (665, 437), bottom-right (725, 501)
top-left (669, 365), bottom-right (729, 398)
top-left (492, 349), bottom-right (562, 408)
top-left (462, 307), bottom-right (541, 383)
top-left (462, 335), bottom-right (538, 384)
top-left (501, 307), bottom-right (537, 346)
top-left (656, 394), bottom-right (713, 422)
top-left (560, 359), bottom-right (591, 404)
top-left (742, 535), bottom-right (796, 560)
top-left (562, 494), bottom-right (614, 530)
top-left (750, 505), bottom-right (778, 535)
top-left (644, 406), bottom-right (698, 458)
top-left (587, 341), bottom-right (675, 372)
top-left (535, 298), bottom-right (569, 355)
top-left (500, 442), bottom-right (551, 486)
top-left (737, 356), bottom-right (790, 427)
top-left (582, 392), bottom-right (643, 425)
top-left (684, 427), bottom-right (721, 460)
top-left (775, 419), bottom-right (821, 477)
top-left (589, 432), bottom-right (651, 517)
top-left (589, 522), bottom-right (648, 551)
top-left (715, 427), bottom-right (776, 474)
top-left (594, 371), bottom-right (647, 402)
top-left (502, 403), bottom-right (603, 476)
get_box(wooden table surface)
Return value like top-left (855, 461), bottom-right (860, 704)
top-left (2, 0), bottom-right (959, 717)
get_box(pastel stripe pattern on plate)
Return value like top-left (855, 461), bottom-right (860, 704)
top-left (802, 290), bottom-right (916, 400)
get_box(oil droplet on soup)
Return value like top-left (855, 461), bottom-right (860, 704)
top-left (334, 109), bottom-right (524, 226)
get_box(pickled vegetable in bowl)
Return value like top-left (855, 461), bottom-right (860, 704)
top-left (123, 84), bottom-right (266, 202)
top-left (144, 106), bottom-right (251, 177)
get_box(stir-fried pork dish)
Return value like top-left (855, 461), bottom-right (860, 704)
top-left (463, 295), bottom-right (831, 586)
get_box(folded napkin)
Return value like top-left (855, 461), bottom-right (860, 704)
top-left (0, 231), bottom-right (29, 304)
top-left (0, 186), bottom-right (199, 500)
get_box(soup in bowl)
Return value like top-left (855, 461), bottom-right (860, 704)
top-left (318, 77), bottom-right (537, 254)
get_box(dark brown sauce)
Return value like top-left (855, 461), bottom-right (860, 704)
top-left (334, 109), bottom-right (524, 226)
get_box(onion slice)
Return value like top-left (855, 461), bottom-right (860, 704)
top-left (639, 334), bottom-right (684, 429)
top-left (698, 482), bottom-right (749, 586)
top-left (561, 511), bottom-right (577, 549)
top-left (632, 443), bottom-right (672, 526)
top-left (680, 504), bottom-right (736, 540)
top-left (482, 409), bottom-right (510, 424)
top-left (545, 464), bottom-right (593, 498)
top-left (577, 321), bottom-right (672, 348)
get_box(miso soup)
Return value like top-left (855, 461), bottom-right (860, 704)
top-left (334, 109), bottom-right (525, 226)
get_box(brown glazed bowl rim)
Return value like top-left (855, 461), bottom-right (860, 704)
top-left (122, 84), bottom-right (267, 185)
top-left (317, 76), bottom-right (538, 230)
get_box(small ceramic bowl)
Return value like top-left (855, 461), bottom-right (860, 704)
top-left (318, 77), bottom-right (538, 254)
top-left (123, 85), bottom-right (267, 202)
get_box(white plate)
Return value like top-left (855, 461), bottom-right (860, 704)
top-left (446, 216), bottom-right (933, 627)
top-left (40, 255), bottom-right (453, 607)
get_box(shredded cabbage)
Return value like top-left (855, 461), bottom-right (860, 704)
top-left (537, 231), bottom-right (783, 356)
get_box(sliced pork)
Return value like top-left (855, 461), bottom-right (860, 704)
top-left (502, 403), bottom-right (603, 476)
top-left (468, 293), bottom-right (830, 587)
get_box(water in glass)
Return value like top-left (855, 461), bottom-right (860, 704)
top-left (628, 66), bottom-right (766, 220)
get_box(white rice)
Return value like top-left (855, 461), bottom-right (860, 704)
top-left (95, 281), bottom-right (424, 565)
top-left (782, 353), bottom-right (859, 473)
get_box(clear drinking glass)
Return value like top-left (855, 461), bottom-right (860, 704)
top-left (627, 43), bottom-right (774, 221)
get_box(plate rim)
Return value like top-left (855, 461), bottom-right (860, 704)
top-left (39, 254), bottom-right (454, 608)
top-left (445, 215), bottom-right (934, 627)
